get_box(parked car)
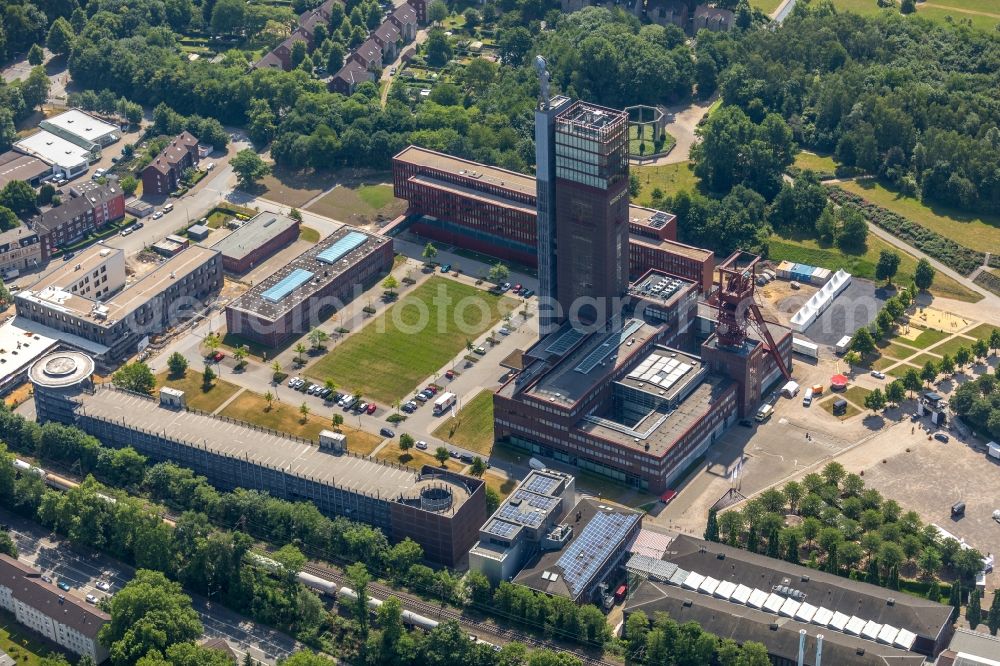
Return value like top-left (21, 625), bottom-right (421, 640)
top-left (96, 581), bottom-right (112, 592)
top-left (205, 162), bottom-right (216, 170)
top-left (425, 385), bottom-right (438, 395)
top-left (41, 574), bottom-right (52, 583)
top-left (288, 376), bottom-right (301, 387)
top-left (870, 370), bottom-right (886, 379)
top-left (499, 327), bottom-right (510, 335)
top-left (211, 351), bottom-right (224, 362)
top-left (356, 402), bottom-right (368, 413)
top-left (522, 289), bottom-right (535, 298)
top-left (120, 228), bottom-right (133, 236)
top-left (163, 203), bottom-right (174, 213)
top-left (445, 370), bottom-right (455, 379)
top-left (474, 345), bottom-right (487, 355)
top-left (459, 453), bottom-right (474, 464)
top-left (401, 403), bottom-right (414, 413)
top-left (934, 432), bottom-right (950, 443)
top-left (366, 402), bottom-right (377, 414)
top-left (152, 210), bottom-right (163, 220)
top-left (135, 222), bottom-right (144, 229)
top-left (61, 251), bottom-right (75, 261)
top-left (501, 282), bottom-right (511, 292)
top-left (57, 581), bottom-right (71, 591)
top-left (440, 264), bottom-right (451, 273)
top-left (415, 440), bottom-right (428, 450)
top-left (380, 427), bottom-right (395, 437)
top-left (513, 283), bottom-right (522, 293)
top-left (415, 394), bottom-right (429, 402)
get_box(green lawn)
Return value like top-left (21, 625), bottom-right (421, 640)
top-left (910, 353), bottom-right (940, 367)
top-left (357, 184), bottom-right (396, 209)
top-left (751, 0), bottom-right (784, 14)
top-left (842, 385), bottom-right (871, 408)
top-left (306, 182), bottom-right (407, 225)
top-left (887, 362), bottom-right (918, 378)
top-left (767, 231), bottom-right (982, 303)
top-left (819, 395), bottom-right (861, 419)
top-left (794, 151), bottom-right (837, 174)
top-left (156, 369), bottom-right (241, 413)
top-left (914, 4), bottom-right (999, 31)
top-left (0, 608), bottom-right (58, 664)
top-left (299, 226), bottom-right (320, 243)
top-left (483, 470), bottom-right (517, 500)
top-left (925, 334), bottom-right (977, 359)
top-left (259, 167), bottom-right (330, 207)
top-left (633, 161), bottom-right (700, 205)
top-left (375, 445), bottom-right (463, 472)
top-left (878, 342), bottom-right (919, 360)
top-left (904, 327), bottom-right (951, 349)
top-left (219, 390), bottom-right (382, 454)
top-left (965, 323), bottom-right (1000, 342)
top-left (628, 124), bottom-right (676, 158)
top-left (306, 278), bottom-right (515, 403)
top-left (838, 179), bottom-right (1000, 254)
top-left (432, 389), bottom-right (495, 456)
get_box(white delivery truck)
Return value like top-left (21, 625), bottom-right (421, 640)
top-left (803, 388), bottom-right (814, 407)
top-left (835, 335), bottom-right (852, 355)
top-left (433, 392), bottom-right (456, 415)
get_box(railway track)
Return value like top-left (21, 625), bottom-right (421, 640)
top-left (300, 563), bottom-right (615, 666)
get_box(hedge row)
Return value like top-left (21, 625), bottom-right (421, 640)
top-left (973, 271), bottom-right (1000, 297)
top-left (828, 187), bottom-right (986, 276)
top-left (989, 255), bottom-right (1000, 269)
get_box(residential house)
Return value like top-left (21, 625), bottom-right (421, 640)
top-left (0, 226), bottom-right (42, 275)
top-left (141, 131), bottom-right (199, 196)
top-left (350, 39), bottom-right (383, 72)
top-left (372, 21), bottom-right (401, 62)
top-left (253, 0), bottom-right (340, 71)
top-left (389, 3), bottom-right (418, 41)
top-left (330, 59), bottom-right (374, 95)
top-left (693, 3), bottom-right (734, 30)
top-left (29, 182), bottom-right (125, 257)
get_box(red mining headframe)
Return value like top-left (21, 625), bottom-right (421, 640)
top-left (714, 252), bottom-right (791, 381)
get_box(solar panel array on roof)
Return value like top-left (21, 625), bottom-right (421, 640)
top-left (261, 268), bottom-right (313, 303)
top-left (648, 211), bottom-right (671, 229)
top-left (625, 554), bottom-right (679, 583)
top-left (638, 274), bottom-right (684, 301)
top-left (522, 473), bottom-right (560, 496)
top-left (317, 231), bottom-right (367, 264)
top-left (626, 353), bottom-right (693, 391)
top-left (544, 327), bottom-right (585, 356)
top-left (484, 519), bottom-right (519, 539)
top-left (574, 319), bottom-right (644, 374)
top-left (496, 498), bottom-right (548, 529)
top-left (512, 489), bottom-right (560, 512)
top-left (555, 510), bottom-right (639, 597)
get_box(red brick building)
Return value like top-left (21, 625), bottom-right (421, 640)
top-left (211, 211), bottom-right (300, 274)
top-left (30, 182), bottom-right (125, 257)
top-left (141, 131), bottom-right (199, 196)
top-left (391, 146), bottom-right (714, 291)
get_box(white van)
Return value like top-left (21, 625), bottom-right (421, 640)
top-left (803, 388), bottom-right (814, 407)
top-left (755, 404), bottom-right (774, 423)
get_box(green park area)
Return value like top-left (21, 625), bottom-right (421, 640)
top-left (432, 389), bottom-right (496, 456)
top-left (838, 179), bottom-right (1000, 254)
top-left (793, 151), bottom-right (838, 175)
top-left (767, 231), bottom-right (981, 302)
top-left (219, 390), bottom-right (382, 455)
top-left (299, 226), bottom-right (320, 243)
top-left (632, 161), bottom-right (700, 206)
top-left (306, 183), bottom-right (406, 226)
top-left (156, 369), bottom-right (240, 413)
top-left (628, 124), bottom-right (675, 159)
top-left (258, 167), bottom-right (331, 207)
top-left (306, 278), bottom-right (515, 403)
top-left (822, 0), bottom-right (999, 31)
top-left (750, 0), bottom-right (784, 14)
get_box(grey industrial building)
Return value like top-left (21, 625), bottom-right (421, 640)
top-left (211, 211), bottom-right (300, 274)
top-left (29, 351), bottom-right (487, 566)
top-left (623, 534), bottom-right (954, 665)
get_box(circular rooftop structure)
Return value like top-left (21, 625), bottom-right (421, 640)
top-left (29, 351), bottom-right (95, 389)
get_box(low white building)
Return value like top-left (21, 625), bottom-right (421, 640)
top-left (0, 555), bottom-right (109, 663)
top-left (14, 130), bottom-right (91, 178)
top-left (40, 109), bottom-right (120, 152)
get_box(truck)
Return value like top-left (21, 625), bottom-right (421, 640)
top-left (803, 388), bottom-right (814, 407)
top-left (433, 392), bottom-right (456, 415)
top-left (835, 335), bottom-right (852, 355)
top-left (988, 442), bottom-right (1000, 460)
top-left (792, 337), bottom-right (819, 359)
top-left (755, 404), bottom-right (774, 423)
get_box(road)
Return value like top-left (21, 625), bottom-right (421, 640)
top-left (0, 507), bottom-right (300, 664)
top-left (772, 0), bottom-right (797, 22)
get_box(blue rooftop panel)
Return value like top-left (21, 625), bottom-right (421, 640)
top-left (317, 231), bottom-right (367, 264)
top-left (262, 268), bottom-right (313, 303)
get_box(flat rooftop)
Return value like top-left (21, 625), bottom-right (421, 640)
top-left (628, 204), bottom-right (675, 230)
top-left (408, 174), bottom-right (538, 215)
top-left (628, 233), bottom-right (713, 261)
top-left (0, 150), bottom-right (50, 187)
top-left (514, 498), bottom-right (641, 600)
top-left (0, 320), bottom-right (59, 383)
top-left (556, 100), bottom-right (628, 137)
top-left (394, 146), bottom-right (537, 198)
top-left (227, 225), bottom-right (390, 322)
top-left (211, 211), bottom-right (298, 261)
top-left (100, 246), bottom-right (217, 322)
top-left (522, 319), bottom-right (661, 406)
top-left (77, 386), bottom-right (473, 511)
top-left (629, 270), bottom-right (696, 307)
top-left (42, 109), bottom-right (118, 143)
top-left (15, 130), bottom-right (91, 168)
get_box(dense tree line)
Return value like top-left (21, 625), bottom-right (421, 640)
top-left (705, 462), bottom-right (986, 593)
top-left (952, 365), bottom-right (1000, 440)
top-left (624, 610), bottom-right (771, 666)
top-left (716, 3), bottom-right (1000, 215)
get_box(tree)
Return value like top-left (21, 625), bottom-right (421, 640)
top-left (950, 581), bottom-right (963, 622)
top-left (968, 589), bottom-right (982, 630)
top-left (0, 180), bottom-right (38, 218)
top-left (422, 243), bottom-right (438, 264)
top-left (233, 345), bottom-right (247, 368)
top-left (425, 28), bottom-right (453, 67)
top-left (705, 508), bottom-right (720, 542)
top-left (876, 250), bottom-right (901, 286)
top-left (399, 433), bottom-right (414, 452)
top-left (271, 361), bottom-right (282, 380)
top-left (202, 365), bottom-right (216, 391)
top-left (230, 149), bottom-right (270, 189)
top-left (0, 532), bottom-right (17, 558)
top-left (737, 642), bottom-right (771, 666)
top-left (434, 446), bottom-right (450, 466)
top-left (167, 352), bottom-right (188, 378)
top-left (955, 346), bottom-right (972, 371)
top-left (469, 457), bottom-right (487, 477)
top-left (331, 413), bottom-right (344, 431)
top-left (487, 262), bottom-right (510, 284)
top-left (914, 259), bottom-right (935, 291)
top-left (920, 360), bottom-right (938, 386)
top-left (211, 0), bottom-right (246, 34)
top-left (112, 362), bottom-right (156, 395)
top-left (939, 354), bottom-right (955, 376)
top-left (299, 402), bottom-right (310, 422)
top-left (987, 590), bottom-right (1000, 636)
top-left (203, 333), bottom-right (221, 356)
top-left (327, 42), bottom-right (346, 74)
top-left (21, 66), bottom-right (51, 111)
top-left (27, 43), bottom-right (44, 65)
top-left (885, 380), bottom-right (905, 406)
top-left (381, 275), bottom-right (398, 295)
top-left (462, 8), bottom-right (480, 32)
top-left (903, 368), bottom-right (922, 397)
top-left (427, 0), bottom-right (448, 23)
top-left (917, 548), bottom-right (942, 579)
top-left (47, 17), bottom-right (74, 57)
top-left (120, 175), bottom-right (139, 197)
top-left (850, 327), bottom-right (876, 356)
top-left (0, 206), bottom-right (18, 232)
top-left (308, 328), bottom-right (328, 350)
top-left (100, 570), bottom-right (202, 666)
top-left (837, 208), bottom-right (868, 252)
top-left (263, 391), bottom-right (274, 411)
top-left (900, 0), bottom-right (916, 13)
top-left (990, 329), bottom-right (1000, 357)
top-left (294, 343), bottom-right (307, 364)
top-left (843, 350), bottom-right (860, 371)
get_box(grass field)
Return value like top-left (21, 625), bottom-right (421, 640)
top-left (965, 323), bottom-right (1000, 342)
top-left (219, 390), bottom-right (382, 454)
top-left (156, 369), bottom-right (240, 413)
top-left (751, 0), bottom-right (784, 14)
top-left (628, 124), bottom-right (676, 158)
top-left (632, 161), bottom-right (700, 205)
top-left (307, 278), bottom-right (515, 403)
top-left (819, 395), bottom-right (862, 419)
top-left (906, 327), bottom-right (951, 349)
top-left (259, 167), bottom-right (330, 207)
top-left (306, 183), bottom-right (406, 225)
top-left (842, 385), bottom-right (872, 408)
top-left (375, 445), bottom-right (462, 472)
top-left (767, 231), bottom-right (982, 302)
top-left (925, 335), bottom-right (978, 359)
top-left (432, 389), bottom-right (495, 455)
top-left (915, 3), bottom-right (999, 31)
top-left (838, 179), bottom-right (1000, 254)
top-left (794, 151), bottom-right (837, 174)
top-left (878, 342), bottom-right (919, 360)
top-left (299, 226), bottom-right (320, 243)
